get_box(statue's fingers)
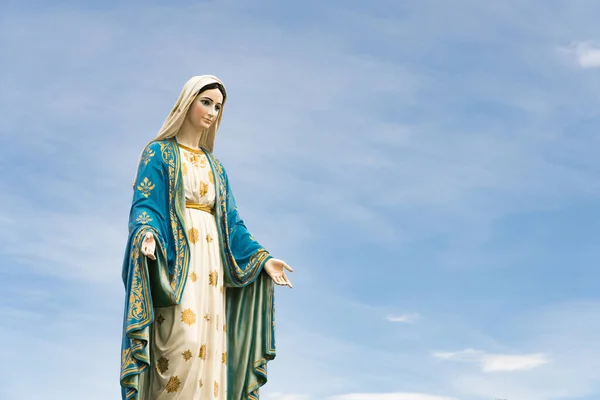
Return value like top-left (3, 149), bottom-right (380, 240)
top-left (283, 262), bottom-right (293, 272)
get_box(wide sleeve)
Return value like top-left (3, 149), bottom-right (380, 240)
top-left (218, 167), bottom-right (277, 400)
top-left (120, 142), bottom-right (176, 400)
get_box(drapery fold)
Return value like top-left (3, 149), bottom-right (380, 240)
top-left (120, 138), bottom-right (275, 400)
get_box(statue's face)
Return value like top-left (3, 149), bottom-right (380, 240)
top-left (187, 88), bottom-right (223, 130)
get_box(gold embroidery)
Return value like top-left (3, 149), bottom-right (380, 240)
top-left (135, 211), bottom-right (152, 224)
top-left (156, 356), bottom-right (169, 374)
top-left (199, 181), bottom-right (208, 197)
top-left (137, 177), bottom-right (155, 198)
top-left (182, 162), bottom-right (188, 176)
top-left (223, 324), bottom-right (227, 332)
top-left (181, 308), bottom-right (197, 326)
top-left (121, 348), bottom-right (135, 372)
top-left (188, 227), bottom-right (199, 244)
top-left (204, 314), bottom-right (210, 322)
top-left (208, 170), bottom-right (214, 184)
top-left (184, 151), bottom-right (207, 167)
top-left (141, 147), bottom-right (155, 165)
top-left (190, 272), bottom-right (198, 282)
top-left (156, 314), bottom-right (165, 325)
top-left (214, 381), bottom-right (219, 397)
top-left (221, 352), bottom-right (227, 364)
top-left (182, 349), bottom-right (192, 361)
top-left (166, 376), bottom-right (181, 393)
top-left (199, 344), bottom-right (206, 360)
top-left (206, 233), bottom-right (213, 243)
top-left (127, 246), bottom-right (147, 323)
top-left (209, 271), bottom-right (218, 287)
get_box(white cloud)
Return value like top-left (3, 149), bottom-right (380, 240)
top-left (562, 41), bottom-right (600, 68)
top-left (329, 393), bottom-right (458, 400)
top-left (432, 349), bottom-right (483, 362)
top-left (481, 353), bottom-right (551, 372)
top-left (433, 349), bottom-right (550, 373)
top-left (386, 313), bottom-right (422, 324)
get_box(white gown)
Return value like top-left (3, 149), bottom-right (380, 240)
top-left (145, 143), bottom-right (228, 399)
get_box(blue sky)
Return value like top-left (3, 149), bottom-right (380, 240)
top-left (2, 1), bottom-right (600, 399)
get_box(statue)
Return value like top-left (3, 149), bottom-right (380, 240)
top-left (119, 75), bottom-right (293, 400)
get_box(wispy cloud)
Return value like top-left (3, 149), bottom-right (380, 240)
top-left (433, 349), bottom-right (551, 372)
top-left (386, 313), bottom-right (422, 324)
top-left (561, 41), bottom-right (600, 68)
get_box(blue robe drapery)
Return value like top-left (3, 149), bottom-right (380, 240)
top-left (120, 138), bottom-right (275, 400)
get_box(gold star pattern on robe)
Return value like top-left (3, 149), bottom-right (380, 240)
top-left (208, 270), bottom-right (218, 287)
top-left (206, 233), bottom-right (213, 243)
top-left (181, 308), bottom-right (196, 326)
top-left (214, 381), bottom-right (219, 397)
top-left (166, 376), bottom-right (181, 393)
top-left (190, 272), bottom-right (198, 282)
top-left (182, 349), bottom-right (192, 361)
top-left (199, 344), bottom-right (207, 360)
top-left (156, 314), bottom-right (165, 325)
top-left (221, 352), bottom-right (227, 364)
top-left (208, 170), bottom-right (214, 183)
top-left (188, 227), bottom-right (199, 244)
top-left (156, 356), bottom-right (169, 374)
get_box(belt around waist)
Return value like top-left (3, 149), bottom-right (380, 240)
top-left (185, 201), bottom-right (214, 215)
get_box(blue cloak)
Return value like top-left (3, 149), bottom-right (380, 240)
top-left (120, 138), bottom-right (275, 399)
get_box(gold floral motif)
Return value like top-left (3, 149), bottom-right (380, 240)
top-left (208, 170), bottom-right (214, 184)
top-left (135, 211), bottom-right (153, 224)
top-left (199, 181), bottom-right (209, 197)
top-left (121, 348), bottom-right (135, 372)
top-left (182, 162), bottom-right (188, 176)
top-left (214, 381), bottom-right (219, 397)
top-left (199, 344), bottom-right (206, 360)
top-left (182, 349), bottom-right (192, 361)
top-left (206, 233), bottom-right (213, 243)
top-left (188, 227), bottom-right (199, 244)
top-left (221, 352), bottom-right (227, 364)
top-left (127, 255), bottom-right (146, 322)
top-left (208, 271), bottom-right (218, 287)
top-left (141, 147), bottom-right (155, 165)
top-left (166, 376), bottom-right (181, 393)
top-left (156, 356), bottom-right (169, 374)
top-left (156, 314), bottom-right (165, 325)
top-left (189, 272), bottom-right (198, 282)
top-left (181, 308), bottom-right (196, 326)
top-left (185, 151), bottom-right (207, 167)
top-left (137, 177), bottom-right (155, 198)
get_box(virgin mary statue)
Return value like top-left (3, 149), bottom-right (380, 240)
top-left (119, 75), bottom-right (293, 400)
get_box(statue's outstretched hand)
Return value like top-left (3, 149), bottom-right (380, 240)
top-left (141, 232), bottom-right (156, 260)
top-left (263, 258), bottom-right (293, 288)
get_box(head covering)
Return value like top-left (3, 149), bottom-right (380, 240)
top-left (153, 75), bottom-right (226, 152)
